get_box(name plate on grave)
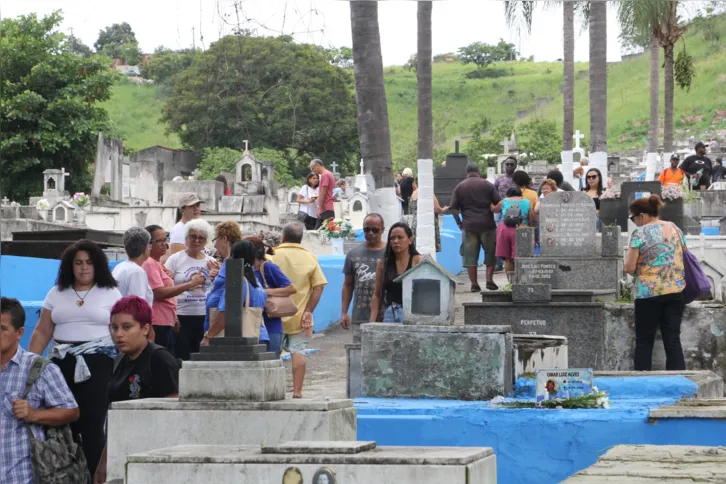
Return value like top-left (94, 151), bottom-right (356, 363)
top-left (535, 368), bottom-right (593, 402)
top-left (518, 260), bottom-right (558, 287)
top-left (540, 192), bottom-right (597, 257)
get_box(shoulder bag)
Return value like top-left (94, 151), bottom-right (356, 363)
top-left (213, 279), bottom-right (265, 339)
top-left (674, 223), bottom-right (711, 304)
top-left (260, 262), bottom-right (298, 318)
top-left (23, 357), bottom-right (89, 484)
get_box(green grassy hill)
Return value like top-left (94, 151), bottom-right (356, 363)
top-left (104, 13), bottom-right (726, 164)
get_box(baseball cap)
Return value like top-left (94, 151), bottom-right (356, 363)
top-left (670, 153), bottom-right (680, 161)
top-left (178, 193), bottom-right (203, 209)
top-left (695, 141), bottom-right (707, 150)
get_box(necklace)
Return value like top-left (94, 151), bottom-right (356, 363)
top-left (73, 283), bottom-right (95, 307)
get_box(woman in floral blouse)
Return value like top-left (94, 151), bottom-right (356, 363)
top-left (624, 195), bottom-right (687, 372)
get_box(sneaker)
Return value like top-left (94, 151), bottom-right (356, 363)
top-left (470, 284), bottom-right (481, 293)
top-left (486, 281), bottom-right (499, 291)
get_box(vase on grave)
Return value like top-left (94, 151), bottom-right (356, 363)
top-left (598, 199), bottom-right (621, 229)
top-left (660, 198), bottom-right (685, 232)
top-left (331, 238), bottom-right (345, 255)
top-left (74, 208), bottom-right (87, 226)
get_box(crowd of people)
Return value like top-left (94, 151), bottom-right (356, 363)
top-left (1, 147), bottom-right (708, 483)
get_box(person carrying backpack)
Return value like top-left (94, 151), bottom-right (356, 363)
top-left (495, 186), bottom-right (532, 279)
top-left (94, 296), bottom-right (181, 484)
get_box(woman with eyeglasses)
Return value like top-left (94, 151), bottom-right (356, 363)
top-left (409, 178), bottom-right (448, 253)
top-left (624, 195), bottom-right (687, 371)
top-left (30, 239), bottom-right (123, 479)
top-left (370, 222), bottom-right (422, 323)
top-left (164, 219), bottom-right (216, 360)
top-left (143, 225), bottom-right (205, 351)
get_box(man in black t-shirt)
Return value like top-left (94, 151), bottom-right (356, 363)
top-left (680, 142), bottom-right (712, 191)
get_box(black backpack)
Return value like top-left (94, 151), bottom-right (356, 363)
top-left (23, 357), bottom-right (89, 484)
top-left (503, 200), bottom-right (523, 227)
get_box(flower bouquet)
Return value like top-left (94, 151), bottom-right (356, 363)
top-left (492, 388), bottom-right (610, 410)
top-left (319, 218), bottom-right (354, 240)
top-left (73, 192), bottom-right (90, 208)
top-left (661, 184), bottom-right (685, 201)
top-left (600, 188), bottom-right (621, 200)
top-left (35, 199), bottom-right (50, 210)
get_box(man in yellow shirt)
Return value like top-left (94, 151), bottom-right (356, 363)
top-left (658, 154), bottom-right (686, 186)
top-left (270, 221), bottom-right (327, 398)
top-left (513, 170), bottom-right (539, 225)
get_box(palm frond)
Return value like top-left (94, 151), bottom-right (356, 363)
top-left (504, 0), bottom-right (536, 35)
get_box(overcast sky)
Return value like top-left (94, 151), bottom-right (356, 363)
top-left (3, 0), bottom-right (627, 65)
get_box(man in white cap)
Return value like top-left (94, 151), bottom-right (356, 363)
top-left (169, 193), bottom-right (204, 256)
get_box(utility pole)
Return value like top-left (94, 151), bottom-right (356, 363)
top-left (192, 26), bottom-right (195, 50)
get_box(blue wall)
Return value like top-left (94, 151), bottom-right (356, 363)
top-left (355, 376), bottom-right (726, 484)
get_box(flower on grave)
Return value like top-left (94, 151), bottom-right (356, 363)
top-left (319, 218), bottom-right (354, 240)
top-left (661, 184), bottom-right (685, 201)
top-left (600, 188), bottom-right (621, 200)
top-left (35, 199), bottom-right (50, 210)
top-left (73, 192), bottom-right (90, 208)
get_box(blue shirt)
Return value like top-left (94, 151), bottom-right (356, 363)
top-left (502, 197), bottom-right (531, 219)
top-left (255, 262), bottom-right (293, 334)
top-left (1, 347), bottom-right (77, 484)
top-left (209, 262), bottom-right (270, 342)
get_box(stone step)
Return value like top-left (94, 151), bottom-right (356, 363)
top-left (563, 445), bottom-right (726, 483)
top-left (481, 289), bottom-right (616, 303)
top-left (649, 398), bottom-right (726, 420)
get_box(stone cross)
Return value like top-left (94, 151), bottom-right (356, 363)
top-left (243, 140), bottom-right (249, 152)
top-left (330, 161), bottom-right (338, 174)
top-left (1, 197), bottom-right (9, 206)
top-left (500, 138), bottom-right (511, 154)
top-left (360, 158), bottom-right (365, 176)
top-left (573, 130), bottom-right (585, 150)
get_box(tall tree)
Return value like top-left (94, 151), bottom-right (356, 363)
top-left (417, 1), bottom-right (433, 160)
top-left (0, 12), bottom-right (117, 201)
top-left (95, 22), bottom-right (141, 64)
top-left (649, 35), bottom-right (660, 153)
top-left (65, 34), bottom-right (93, 57)
top-left (589, 1), bottom-right (607, 154)
top-left (562, 1), bottom-right (575, 151)
top-left (349, 1), bottom-right (394, 190)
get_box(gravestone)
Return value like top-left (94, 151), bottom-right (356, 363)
top-left (539, 191), bottom-right (597, 257)
top-left (516, 227), bottom-right (536, 258)
top-left (517, 259), bottom-right (558, 286)
top-left (434, 142), bottom-right (468, 207)
top-left (602, 181), bottom-right (662, 232)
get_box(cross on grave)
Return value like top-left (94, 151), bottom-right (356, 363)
top-left (331, 161), bottom-right (338, 174)
top-left (1, 197), bottom-right (9, 206)
top-left (243, 140), bottom-right (249, 152)
top-left (574, 130), bottom-right (585, 150)
top-left (360, 159), bottom-right (365, 175)
top-left (500, 138), bottom-right (511, 154)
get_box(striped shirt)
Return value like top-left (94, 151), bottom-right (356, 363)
top-left (0, 347), bottom-right (77, 484)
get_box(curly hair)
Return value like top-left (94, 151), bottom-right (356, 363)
top-left (184, 218), bottom-right (213, 240)
top-left (56, 239), bottom-right (117, 290)
top-left (110, 295), bottom-right (153, 327)
top-left (215, 221), bottom-right (242, 245)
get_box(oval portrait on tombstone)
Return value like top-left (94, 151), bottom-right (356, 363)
top-left (312, 467), bottom-right (336, 484)
top-left (282, 466), bottom-right (303, 484)
top-left (545, 222), bottom-right (555, 233)
top-left (562, 192), bottom-right (572, 203)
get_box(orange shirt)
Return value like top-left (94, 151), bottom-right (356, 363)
top-left (658, 168), bottom-right (685, 186)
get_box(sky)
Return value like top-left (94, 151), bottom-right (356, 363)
top-left (2, 0), bottom-right (627, 65)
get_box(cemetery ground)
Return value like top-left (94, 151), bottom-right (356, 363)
top-left (284, 266), bottom-right (506, 399)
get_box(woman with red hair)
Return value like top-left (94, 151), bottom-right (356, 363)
top-left (94, 296), bottom-right (180, 483)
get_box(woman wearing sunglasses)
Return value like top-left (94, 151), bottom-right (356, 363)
top-left (582, 168), bottom-right (603, 229)
top-left (624, 195), bottom-right (686, 372)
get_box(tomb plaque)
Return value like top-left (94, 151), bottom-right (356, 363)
top-left (518, 259), bottom-right (558, 287)
top-left (539, 192), bottom-right (597, 257)
top-left (535, 368), bottom-right (593, 402)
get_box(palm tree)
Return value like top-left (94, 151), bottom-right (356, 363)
top-left (619, 0), bottom-right (684, 152)
top-left (649, 35), bottom-right (659, 153)
top-left (504, 1), bottom-right (578, 151)
top-left (417, 1), bottom-right (433, 160)
top-left (589, 0), bottom-right (607, 154)
top-left (349, 1), bottom-right (394, 189)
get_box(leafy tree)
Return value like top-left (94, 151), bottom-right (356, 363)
top-left (493, 38), bottom-right (519, 61)
top-left (465, 119), bottom-right (560, 167)
top-left (404, 53), bottom-right (418, 72)
top-left (326, 46), bottom-right (353, 68)
top-left (162, 35), bottom-right (358, 170)
top-left (140, 47), bottom-right (197, 85)
top-left (95, 22), bottom-right (141, 64)
top-left (433, 52), bottom-right (458, 63)
top-left (0, 12), bottom-right (118, 201)
top-left (457, 42), bottom-right (499, 69)
top-left (198, 147), bottom-right (299, 188)
top-left (65, 34), bottom-right (92, 57)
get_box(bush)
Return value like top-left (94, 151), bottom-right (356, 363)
top-left (464, 68), bottom-right (510, 79)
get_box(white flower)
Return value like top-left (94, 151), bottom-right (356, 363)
top-left (36, 199), bottom-right (50, 210)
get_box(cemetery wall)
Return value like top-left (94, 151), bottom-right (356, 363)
top-left (0, 219), bottom-right (76, 241)
top-left (357, 376), bottom-right (726, 484)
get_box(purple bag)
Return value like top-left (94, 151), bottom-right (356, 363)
top-left (683, 249), bottom-right (711, 304)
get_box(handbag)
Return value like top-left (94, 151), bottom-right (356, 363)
top-left (214, 279), bottom-right (264, 339)
top-left (23, 357), bottom-right (89, 484)
top-left (260, 262), bottom-right (299, 318)
top-left (683, 248), bottom-right (711, 304)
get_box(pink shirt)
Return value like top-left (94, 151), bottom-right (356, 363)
top-left (319, 170), bottom-right (336, 213)
top-left (142, 257), bottom-right (177, 326)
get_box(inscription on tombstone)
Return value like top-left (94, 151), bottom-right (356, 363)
top-left (539, 192), bottom-right (597, 257)
top-left (518, 260), bottom-right (558, 287)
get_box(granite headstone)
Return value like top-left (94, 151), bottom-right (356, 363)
top-left (540, 191), bottom-right (597, 257)
top-left (512, 284), bottom-right (551, 303)
top-left (516, 227), bottom-right (536, 258)
top-left (517, 259), bottom-right (559, 287)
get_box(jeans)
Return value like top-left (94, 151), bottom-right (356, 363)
top-left (383, 304), bottom-right (404, 323)
top-left (153, 325), bottom-right (174, 352)
top-left (175, 315), bottom-right (205, 361)
top-left (267, 332), bottom-right (284, 358)
top-left (634, 291), bottom-right (686, 371)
